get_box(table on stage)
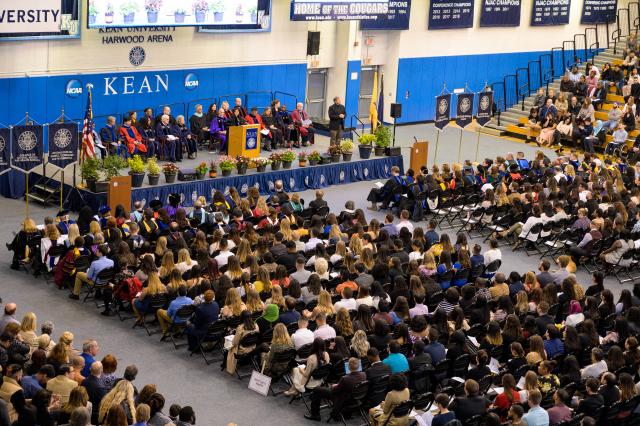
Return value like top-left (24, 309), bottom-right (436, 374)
top-left (228, 124), bottom-right (261, 158)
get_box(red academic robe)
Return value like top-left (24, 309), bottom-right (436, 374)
top-left (291, 110), bottom-right (310, 137)
top-left (119, 125), bottom-right (148, 154)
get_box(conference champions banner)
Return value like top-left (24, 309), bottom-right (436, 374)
top-left (48, 122), bottom-right (79, 170)
top-left (531, 0), bottom-right (571, 26)
top-left (435, 95), bottom-right (452, 131)
top-left (429, 0), bottom-right (474, 29)
top-left (581, 0), bottom-right (617, 23)
top-left (455, 93), bottom-right (475, 128)
top-left (0, 128), bottom-right (10, 176)
top-left (480, 0), bottom-right (521, 27)
top-left (11, 125), bottom-right (43, 173)
top-left (476, 91), bottom-right (494, 127)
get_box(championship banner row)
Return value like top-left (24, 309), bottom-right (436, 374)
top-left (434, 91), bottom-right (493, 130)
top-left (0, 123), bottom-right (79, 176)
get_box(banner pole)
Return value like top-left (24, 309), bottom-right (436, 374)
top-left (457, 129), bottom-right (463, 162)
top-left (475, 126), bottom-right (481, 162)
top-left (60, 170), bottom-right (64, 210)
top-left (433, 130), bottom-right (441, 165)
top-left (25, 173), bottom-right (29, 219)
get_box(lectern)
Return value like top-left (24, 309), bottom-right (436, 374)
top-left (228, 124), bottom-right (261, 158)
top-left (410, 140), bottom-right (429, 170)
top-left (108, 175), bottom-right (132, 212)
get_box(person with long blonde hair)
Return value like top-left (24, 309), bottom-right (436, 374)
top-left (19, 312), bottom-right (38, 351)
top-left (266, 285), bottom-right (286, 310)
top-left (526, 335), bottom-right (547, 365)
top-left (523, 271), bottom-right (539, 292)
top-left (330, 240), bottom-right (348, 265)
top-left (154, 236), bottom-right (169, 260)
top-left (349, 234), bottom-right (363, 257)
top-left (314, 258), bottom-right (329, 280)
top-left (245, 288), bottom-right (265, 314)
top-left (225, 255), bottom-right (244, 281)
top-left (329, 224), bottom-right (347, 243)
top-left (66, 223), bottom-right (80, 245)
top-left (280, 217), bottom-right (295, 241)
top-left (335, 308), bottom-right (354, 338)
top-left (132, 272), bottom-right (166, 323)
top-left (358, 248), bottom-right (375, 271)
top-left (175, 248), bottom-right (195, 273)
top-left (158, 251), bottom-right (175, 280)
top-left (350, 329), bottom-right (370, 358)
top-left (515, 291), bottom-right (529, 316)
top-left (221, 289), bottom-right (246, 318)
top-left (305, 290), bottom-right (335, 319)
top-left (253, 265), bottom-right (272, 293)
top-left (253, 197), bottom-right (269, 217)
top-left (98, 379), bottom-right (136, 424)
top-left (41, 223), bottom-right (67, 271)
top-left (261, 323), bottom-right (294, 376)
top-left (235, 239), bottom-right (251, 265)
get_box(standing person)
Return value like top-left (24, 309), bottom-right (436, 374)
top-left (328, 97), bottom-right (346, 146)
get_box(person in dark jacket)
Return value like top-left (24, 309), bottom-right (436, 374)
top-left (171, 115), bottom-right (196, 161)
top-left (81, 361), bottom-right (108, 425)
top-left (155, 115), bottom-right (175, 162)
top-left (328, 96), bottom-right (346, 146)
top-left (186, 290), bottom-right (220, 352)
top-left (189, 104), bottom-right (209, 145)
top-left (448, 379), bottom-right (490, 424)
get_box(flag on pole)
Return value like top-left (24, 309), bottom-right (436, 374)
top-left (81, 87), bottom-right (96, 160)
top-left (377, 73), bottom-right (384, 126)
top-left (369, 70), bottom-right (379, 133)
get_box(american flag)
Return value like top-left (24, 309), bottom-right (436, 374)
top-left (81, 87), bottom-right (95, 159)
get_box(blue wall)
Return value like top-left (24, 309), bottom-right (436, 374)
top-left (345, 60), bottom-right (361, 122)
top-left (395, 51), bottom-right (547, 123)
top-left (0, 63), bottom-right (307, 137)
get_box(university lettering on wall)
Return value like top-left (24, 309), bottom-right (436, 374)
top-left (99, 26), bottom-right (176, 45)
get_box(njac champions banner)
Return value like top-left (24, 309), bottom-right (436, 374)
top-left (11, 125), bottom-right (43, 173)
top-left (581, 0), bottom-right (617, 23)
top-left (290, 0), bottom-right (407, 21)
top-left (361, 0), bottom-right (411, 30)
top-left (531, 0), bottom-right (571, 26)
top-left (0, 128), bottom-right (10, 176)
top-left (429, 0), bottom-right (474, 29)
top-left (48, 122), bottom-right (79, 169)
top-left (476, 92), bottom-right (494, 126)
top-left (455, 93), bottom-right (475, 128)
top-left (435, 95), bottom-right (452, 131)
top-left (0, 0), bottom-right (62, 33)
top-left (480, 0), bottom-right (521, 26)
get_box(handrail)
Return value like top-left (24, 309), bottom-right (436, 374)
top-left (349, 114), bottom-right (366, 139)
top-left (273, 91), bottom-right (298, 108)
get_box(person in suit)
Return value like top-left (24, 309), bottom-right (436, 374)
top-left (186, 290), bottom-right (220, 352)
top-left (119, 116), bottom-right (147, 157)
top-left (209, 108), bottom-right (228, 153)
top-left (155, 105), bottom-right (176, 126)
top-left (171, 115), bottom-right (196, 161)
top-left (365, 348), bottom-right (392, 382)
top-left (328, 96), bottom-right (346, 146)
top-left (409, 341), bottom-right (433, 371)
top-left (155, 115), bottom-right (175, 162)
top-left (309, 190), bottom-right (328, 214)
top-left (228, 107), bottom-right (247, 127)
top-left (366, 166), bottom-right (404, 211)
top-left (291, 102), bottom-right (315, 145)
top-left (138, 107), bottom-right (155, 130)
top-left (305, 357), bottom-right (367, 421)
top-left (81, 361), bottom-right (107, 425)
top-left (448, 379), bottom-right (490, 424)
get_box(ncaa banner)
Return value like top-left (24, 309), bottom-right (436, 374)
top-left (0, 128), bottom-right (10, 176)
top-left (581, 0), bottom-right (617, 23)
top-left (11, 125), bottom-right (43, 173)
top-left (456, 93), bottom-right (475, 128)
top-left (476, 92), bottom-right (494, 127)
top-left (480, 0), bottom-right (521, 27)
top-left (531, 0), bottom-right (571, 26)
top-left (48, 122), bottom-right (79, 170)
top-left (434, 95), bottom-right (452, 131)
top-left (429, 0), bottom-right (474, 29)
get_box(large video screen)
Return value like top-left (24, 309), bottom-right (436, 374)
top-left (0, 0), bottom-right (80, 41)
top-left (290, 0), bottom-right (409, 22)
top-left (87, 0), bottom-right (262, 28)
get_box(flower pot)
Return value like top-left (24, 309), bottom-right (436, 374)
top-left (237, 164), bottom-right (248, 175)
top-left (256, 165), bottom-right (266, 173)
top-left (86, 179), bottom-right (97, 193)
top-left (386, 147), bottom-right (402, 156)
top-left (358, 144), bottom-right (373, 159)
top-left (374, 146), bottom-right (386, 156)
top-left (195, 11), bottom-right (206, 22)
top-left (213, 12), bottom-right (224, 22)
top-left (331, 154), bottom-right (341, 163)
top-left (105, 13), bottom-right (114, 23)
top-left (95, 180), bottom-right (110, 193)
top-left (164, 173), bottom-right (177, 184)
top-left (175, 12), bottom-right (186, 23)
top-left (209, 171), bottom-right (217, 178)
top-left (309, 159), bottom-right (319, 166)
top-left (271, 161), bottom-right (281, 171)
top-left (250, 14), bottom-right (257, 23)
top-left (221, 169), bottom-right (232, 177)
top-left (342, 153), bottom-right (353, 162)
top-left (196, 172), bottom-right (205, 180)
top-left (236, 12), bottom-right (243, 23)
top-left (130, 172), bottom-right (145, 188)
top-left (147, 11), bottom-right (158, 23)
top-left (282, 161), bottom-right (292, 169)
top-left (298, 160), bottom-right (307, 167)
top-left (123, 13), bottom-right (135, 23)
top-left (88, 15), bottom-right (96, 24)
top-left (148, 174), bottom-right (160, 185)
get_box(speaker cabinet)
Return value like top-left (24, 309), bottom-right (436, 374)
top-left (307, 31), bottom-right (320, 56)
top-left (390, 103), bottom-right (402, 119)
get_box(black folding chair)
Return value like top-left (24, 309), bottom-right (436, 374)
top-left (163, 304), bottom-right (196, 349)
top-left (191, 319), bottom-right (228, 364)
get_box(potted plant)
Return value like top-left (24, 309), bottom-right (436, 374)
top-left (358, 133), bottom-right (375, 159)
top-left (280, 149), bottom-right (296, 169)
top-left (216, 156), bottom-right (236, 176)
top-left (235, 4), bottom-right (243, 23)
top-left (128, 155), bottom-right (146, 188)
top-left (120, 0), bottom-right (139, 23)
top-left (308, 150), bottom-right (321, 166)
top-left (269, 152), bottom-right (281, 170)
top-left (146, 156), bottom-right (161, 185)
top-left (195, 162), bottom-right (208, 179)
top-left (208, 160), bottom-right (217, 178)
top-left (235, 155), bottom-right (249, 175)
top-left (210, 0), bottom-right (224, 21)
top-left (328, 145), bottom-right (342, 163)
top-left (81, 157), bottom-right (100, 192)
top-left (88, 0), bottom-right (99, 24)
top-left (340, 139), bottom-right (354, 161)
top-left (192, 0), bottom-right (208, 22)
top-left (162, 163), bottom-right (179, 183)
top-left (95, 155), bottom-right (126, 193)
top-left (298, 152), bottom-right (308, 167)
top-left (174, 7), bottom-right (187, 23)
top-left (145, 0), bottom-right (162, 23)
top-left (104, 2), bottom-right (114, 23)
top-left (247, 5), bottom-right (258, 23)
top-left (252, 157), bottom-right (270, 173)
top-left (374, 125), bottom-right (391, 156)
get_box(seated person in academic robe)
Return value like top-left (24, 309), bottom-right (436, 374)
top-left (291, 102), bottom-right (315, 146)
top-left (119, 116), bottom-right (147, 157)
top-left (277, 105), bottom-right (295, 148)
top-left (228, 106), bottom-right (247, 127)
top-left (155, 105), bottom-right (176, 126)
top-left (99, 116), bottom-right (126, 157)
top-left (138, 107), bottom-right (155, 131)
top-left (246, 108), bottom-right (272, 151)
top-left (172, 115), bottom-right (196, 161)
top-left (139, 115), bottom-right (159, 158)
top-left (209, 108), bottom-right (228, 152)
top-left (262, 108), bottom-right (283, 148)
top-left (189, 103), bottom-right (209, 144)
top-left (233, 97), bottom-right (248, 118)
top-left (367, 166), bottom-right (404, 211)
top-left (155, 114), bottom-right (176, 162)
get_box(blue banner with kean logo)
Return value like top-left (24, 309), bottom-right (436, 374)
top-left (11, 125), bottom-right (44, 173)
top-left (48, 122), bottom-right (79, 170)
top-left (0, 128), bottom-right (10, 176)
top-left (435, 95), bottom-right (451, 131)
top-left (245, 127), bottom-right (258, 150)
top-left (360, 0), bottom-right (412, 30)
top-left (476, 91), bottom-right (494, 127)
top-left (456, 93), bottom-right (475, 128)
top-left (480, 0), bottom-right (521, 26)
top-left (581, 0), bottom-right (617, 23)
top-left (429, 0), bottom-right (474, 29)
top-left (531, 0), bottom-right (571, 25)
